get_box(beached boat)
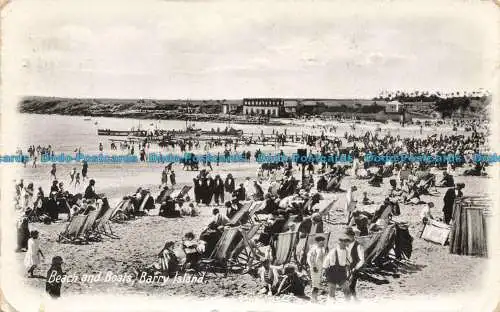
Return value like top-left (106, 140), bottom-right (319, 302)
top-left (83, 117), bottom-right (92, 121)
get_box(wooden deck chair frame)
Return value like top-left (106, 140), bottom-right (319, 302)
top-left (138, 192), bottom-right (152, 214)
top-left (270, 231), bottom-right (299, 266)
top-left (176, 185), bottom-right (192, 199)
top-left (247, 201), bottom-right (265, 224)
top-left (58, 214), bottom-right (89, 244)
top-left (95, 200), bottom-right (121, 238)
top-left (231, 224), bottom-right (263, 272)
top-left (228, 201), bottom-right (254, 226)
top-left (81, 209), bottom-right (102, 241)
top-left (198, 227), bottom-right (241, 277)
top-left (156, 189), bottom-right (175, 204)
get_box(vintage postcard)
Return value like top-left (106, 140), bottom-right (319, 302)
top-left (1, 0), bottom-right (499, 311)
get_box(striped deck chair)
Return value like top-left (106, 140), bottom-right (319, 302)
top-left (230, 224), bottom-right (263, 271)
top-left (198, 227), bottom-right (242, 276)
top-left (138, 192), bottom-right (154, 213)
top-left (58, 214), bottom-right (89, 244)
top-left (228, 201), bottom-right (254, 226)
top-left (95, 200), bottom-right (120, 238)
top-left (81, 210), bottom-right (101, 241)
top-left (156, 189), bottom-right (175, 204)
top-left (270, 231), bottom-right (299, 266)
top-left (176, 185), bottom-right (192, 199)
top-left (297, 232), bottom-right (332, 269)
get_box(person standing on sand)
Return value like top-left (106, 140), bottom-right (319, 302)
top-left (74, 173), bottom-right (81, 189)
top-left (224, 174), bottom-right (235, 195)
top-left (345, 227), bottom-right (365, 301)
top-left (169, 170), bottom-right (176, 186)
top-left (345, 186), bottom-right (357, 224)
top-left (46, 256), bottom-right (67, 298)
top-left (323, 231), bottom-right (351, 301)
top-left (25, 230), bottom-right (45, 277)
top-left (307, 236), bottom-right (327, 302)
top-left (213, 175), bottom-right (225, 206)
top-left (161, 167), bottom-right (168, 187)
top-left (81, 160), bottom-right (88, 182)
top-left (50, 164), bottom-right (57, 181)
top-left (69, 168), bottom-right (76, 186)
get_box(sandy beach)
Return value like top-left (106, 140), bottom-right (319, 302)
top-left (10, 115), bottom-right (492, 302)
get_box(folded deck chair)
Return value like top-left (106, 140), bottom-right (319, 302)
top-left (58, 214), bottom-right (89, 244)
top-left (270, 231), bottom-right (299, 266)
top-left (228, 201), bottom-right (254, 226)
top-left (198, 227), bottom-right (242, 276)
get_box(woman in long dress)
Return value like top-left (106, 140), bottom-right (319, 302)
top-left (16, 215), bottom-right (30, 251)
top-left (24, 230), bottom-right (45, 277)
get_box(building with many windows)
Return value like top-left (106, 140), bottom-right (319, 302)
top-left (242, 98), bottom-right (284, 117)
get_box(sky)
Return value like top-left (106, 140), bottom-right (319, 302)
top-left (2, 0), bottom-right (498, 99)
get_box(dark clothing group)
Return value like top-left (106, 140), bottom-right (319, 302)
top-left (193, 174), bottom-right (234, 205)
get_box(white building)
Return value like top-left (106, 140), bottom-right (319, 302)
top-left (242, 98), bottom-right (284, 117)
top-left (385, 100), bottom-right (401, 113)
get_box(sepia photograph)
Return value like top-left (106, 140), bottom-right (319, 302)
top-left (1, 1), bottom-right (499, 311)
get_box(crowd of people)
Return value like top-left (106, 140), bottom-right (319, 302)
top-left (13, 116), bottom-right (490, 301)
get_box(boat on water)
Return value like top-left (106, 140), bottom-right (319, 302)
top-left (83, 117), bottom-right (92, 121)
top-left (97, 125), bottom-right (241, 137)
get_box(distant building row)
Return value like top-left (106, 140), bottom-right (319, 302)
top-left (222, 98), bottom-right (404, 117)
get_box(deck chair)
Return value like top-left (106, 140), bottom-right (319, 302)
top-left (296, 232), bottom-right (332, 269)
top-left (138, 192), bottom-right (154, 213)
top-left (58, 214), bottom-right (89, 244)
top-left (176, 185), bottom-right (192, 199)
top-left (248, 201), bottom-right (265, 223)
top-left (326, 175), bottom-right (344, 192)
top-left (198, 227), bottom-right (242, 276)
top-left (156, 189), bottom-right (175, 204)
top-left (81, 210), bottom-right (102, 241)
top-left (95, 201), bottom-right (120, 238)
top-left (228, 201), bottom-right (254, 226)
top-left (270, 231), bottom-right (299, 266)
top-left (229, 224), bottom-right (263, 272)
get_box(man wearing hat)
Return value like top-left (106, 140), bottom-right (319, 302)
top-left (46, 191), bottom-right (59, 221)
top-left (307, 235), bottom-right (327, 302)
top-left (323, 228), bottom-right (353, 300)
top-left (345, 226), bottom-right (365, 301)
top-left (442, 183), bottom-right (464, 224)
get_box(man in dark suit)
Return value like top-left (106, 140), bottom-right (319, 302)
top-left (213, 175), bottom-right (225, 205)
top-left (443, 183), bottom-right (464, 224)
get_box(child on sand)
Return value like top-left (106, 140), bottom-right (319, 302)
top-left (50, 164), bottom-right (57, 180)
top-left (74, 173), bottom-right (81, 189)
top-left (24, 230), bottom-right (45, 277)
top-left (69, 168), bottom-right (76, 185)
top-left (46, 256), bottom-right (67, 298)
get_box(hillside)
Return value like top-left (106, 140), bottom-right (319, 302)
top-left (18, 96), bottom-right (489, 120)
